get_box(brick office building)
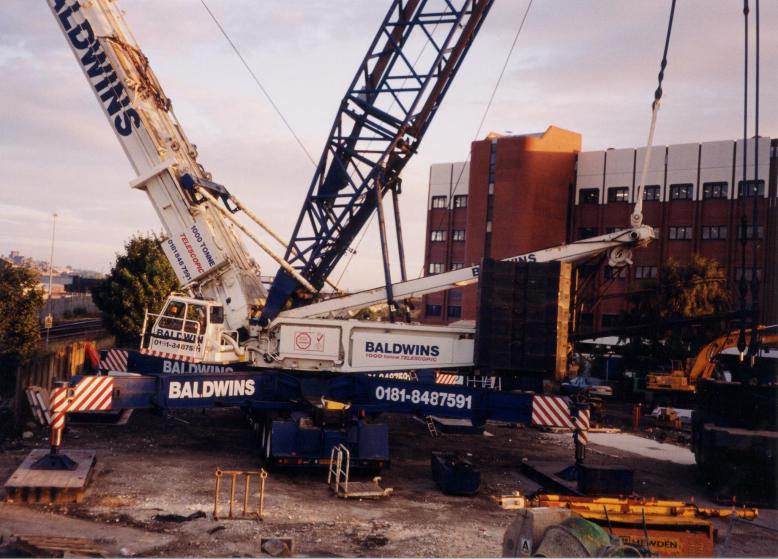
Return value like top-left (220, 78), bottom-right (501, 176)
top-left (422, 126), bottom-right (581, 324)
top-left (421, 132), bottom-right (778, 330)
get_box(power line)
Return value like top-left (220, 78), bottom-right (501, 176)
top-left (199, 0), bottom-right (316, 167)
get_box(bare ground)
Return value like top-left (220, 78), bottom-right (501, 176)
top-left (1, 408), bottom-right (776, 557)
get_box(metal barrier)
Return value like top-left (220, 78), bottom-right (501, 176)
top-left (213, 468), bottom-right (268, 520)
top-left (327, 444), bottom-right (350, 496)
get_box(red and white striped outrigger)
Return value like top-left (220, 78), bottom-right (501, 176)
top-left (531, 394), bottom-right (590, 445)
top-left (49, 376), bottom-right (114, 445)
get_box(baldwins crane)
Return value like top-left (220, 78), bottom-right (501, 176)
top-left (42, 0), bottom-right (657, 470)
top-left (48, 0), bottom-right (653, 376)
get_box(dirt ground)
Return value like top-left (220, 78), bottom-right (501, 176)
top-left (1, 408), bottom-right (777, 557)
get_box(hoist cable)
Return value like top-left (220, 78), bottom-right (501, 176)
top-left (748, 0), bottom-right (761, 358)
top-left (737, 0), bottom-right (750, 357)
top-left (420, 0), bottom-right (533, 279)
top-left (199, 0), bottom-right (316, 167)
top-left (633, 0), bottom-right (676, 227)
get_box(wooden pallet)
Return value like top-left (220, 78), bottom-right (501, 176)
top-left (11, 535), bottom-right (107, 558)
top-left (4, 449), bottom-right (96, 504)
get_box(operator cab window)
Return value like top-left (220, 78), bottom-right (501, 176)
top-left (159, 301), bottom-right (185, 331)
top-left (185, 304), bottom-right (207, 334)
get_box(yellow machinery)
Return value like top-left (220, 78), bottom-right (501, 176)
top-left (646, 326), bottom-right (778, 395)
top-left (498, 493), bottom-right (758, 557)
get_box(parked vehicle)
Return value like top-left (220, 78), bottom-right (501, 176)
top-left (560, 376), bottom-right (613, 398)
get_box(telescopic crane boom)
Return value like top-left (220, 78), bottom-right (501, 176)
top-left (47, 0), bottom-right (266, 339)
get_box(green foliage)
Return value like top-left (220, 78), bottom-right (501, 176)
top-left (622, 254), bottom-right (731, 359)
top-left (92, 233), bottom-right (179, 345)
top-left (0, 261), bottom-right (44, 393)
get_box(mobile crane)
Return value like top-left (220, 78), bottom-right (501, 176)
top-left (44, 0), bottom-right (654, 467)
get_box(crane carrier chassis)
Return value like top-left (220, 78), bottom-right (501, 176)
top-left (52, 348), bottom-right (551, 470)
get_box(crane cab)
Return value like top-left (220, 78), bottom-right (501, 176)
top-left (140, 295), bottom-right (244, 363)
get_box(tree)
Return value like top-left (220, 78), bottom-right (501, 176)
top-left (92, 233), bottom-right (179, 346)
top-left (622, 254), bottom-right (731, 359)
top-left (0, 261), bottom-right (44, 394)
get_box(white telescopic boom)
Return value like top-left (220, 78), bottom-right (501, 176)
top-left (278, 225), bottom-right (654, 319)
top-left (47, 0), bottom-right (266, 330)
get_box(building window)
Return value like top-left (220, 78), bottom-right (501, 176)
top-left (447, 305), bottom-right (462, 318)
top-left (486, 221), bottom-right (492, 233)
top-left (738, 225), bottom-right (764, 240)
top-left (430, 230), bottom-right (446, 242)
top-left (453, 195), bottom-right (468, 208)
top-left (702, 182), bottom-right (728, 199)
top-left (669, 183), bottom-right (693, 200)
top-left (643, 185), bottom-right (660, 201)
top-left (425, 304), bottom-right (442, 316)
top-left (669, 226), bottom-right (693, 240)
top-left (737, 179), bottom-right (765, 198)
top-left (601, 314), bottom-right (620, 328)
top-left (488, 182), bottom-right (495, 195)
top-left (702, 225), bottom-right (727, 240)
top-left (579, 189), bottom-right (599, 204)
top-left (735, 268), bottom-right (762, 281)
top-left (450, 263), bottom-right (464, 271)
top-left (428, 262), bottom-right (444, 274)
top-left (635, 266), bottom-right (658, 279)
top-left (452, 230), bottom-right (466, 242)
top-left (431, 195), bottom-right (447, 209)
top-left (577, 227), bottom-right (598, 240)
top-left (604, 266), bottom-right (627, 280)
top-left (607, 187), bottom-right (629, 203)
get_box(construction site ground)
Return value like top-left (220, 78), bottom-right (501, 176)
top-left (1, 407), bottom-right (777, 557)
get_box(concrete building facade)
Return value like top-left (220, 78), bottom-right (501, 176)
top-left (421, 132), bottom-right (778, 331)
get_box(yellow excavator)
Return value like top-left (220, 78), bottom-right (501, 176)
top-left (646, 325), bottom-right (778, 404)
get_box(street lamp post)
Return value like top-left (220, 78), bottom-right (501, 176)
top-left (45, 212), bottom-right (58, 349)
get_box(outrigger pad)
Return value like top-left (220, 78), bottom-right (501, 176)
top-left (30, 452), bottom-right (78, 471)
top-left (5, 450), bottom-right (97, 504)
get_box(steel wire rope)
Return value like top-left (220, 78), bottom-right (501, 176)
top-left (737, 1), bottom-right (751, 356)
top-left (419, 0), bottom-right (534, 280)
top-left (199, 0), bottom-right (316, 167)
top-left (748, 0), bottom-right (761, 358)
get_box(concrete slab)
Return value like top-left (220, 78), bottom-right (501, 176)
top-left (587, 432), bottom-right (695, 465)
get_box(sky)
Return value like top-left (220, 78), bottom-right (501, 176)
top-left (1, 0), bottom-right (776, 289)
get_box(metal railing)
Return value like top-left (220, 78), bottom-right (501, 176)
top-left (327, 444), bottom-right (351, 496)
top-left (213, 468), bottom-right (267, 520)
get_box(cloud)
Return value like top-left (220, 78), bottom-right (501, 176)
top-left (2, 0), bottom-right (776, 287)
